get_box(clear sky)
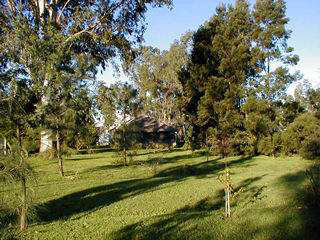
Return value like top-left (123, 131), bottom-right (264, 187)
top-left (97, 0), bottom-right (320, 90)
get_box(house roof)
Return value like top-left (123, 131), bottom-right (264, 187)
top-left (128, 116), bottom-right (176, 133)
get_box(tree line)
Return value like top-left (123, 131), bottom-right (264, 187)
top-left (116, 0), bottom-right (320, 159)
top-left (0, 0), bottom-right (319, 232)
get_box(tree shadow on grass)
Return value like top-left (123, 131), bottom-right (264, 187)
top-left (125, 164), bottom-right (319, 240)
top-left (132, 148), bottom-right (187, 157)
top-left (82, 164), bottom-right (125, 173)
top-left (67, 155), bottom-right (107, 161)
top-left (109, 165), bottom-right (320, 240)
top-left (0, 208), bottom-right (21, 240)
top-left (277, 167), bottom-right (320, 240)
top-left (83, 151), bottom-right (219, 174)
top-left (109, 175), bottom-right (267, 240)
top-left (36, 156), bottom-right (254, 223)
top-left (154, 155), bottom-right (255, 179)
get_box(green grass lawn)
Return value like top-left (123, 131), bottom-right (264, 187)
top-left (1, 149), bottom-right (319, 240)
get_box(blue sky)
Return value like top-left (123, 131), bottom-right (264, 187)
top-left (97, 0), bottom-right (320, 90)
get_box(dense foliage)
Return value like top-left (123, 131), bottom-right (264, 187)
top-left (173, 0), bottom-right (319, 159)
top-left (0, 0), bottom-right (173, 231)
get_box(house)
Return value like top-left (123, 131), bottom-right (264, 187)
top-left (39, 130), bottom-right (53, 152)
top-left (114, 115), bottom-right (178, 146)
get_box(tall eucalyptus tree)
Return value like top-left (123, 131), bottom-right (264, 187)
top-left (0, 0), bottom-right (172, 229)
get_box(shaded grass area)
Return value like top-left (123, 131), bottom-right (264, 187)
top-left (0, 208), bottom-right (21, 240)
top-left (1, 150), bottom-right (319, 239)
top-left (111, 170), bottom-right (320, 240)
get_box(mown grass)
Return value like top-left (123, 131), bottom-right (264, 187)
top-left (1, 149), bottom-right (319, 239)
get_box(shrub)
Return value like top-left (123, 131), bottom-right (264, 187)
top-left (258, 136), bottom-right (273, 156)
top-left (233, 131), bottom-right (255, 156)
top-left (282, 113), bottom-right (320, 156)
top-left (258, 133), bottom-right (282, 156)
top-left (300, 138), bottom-right (320, 160)
top-left (305, 163), bottom-right (320, 206)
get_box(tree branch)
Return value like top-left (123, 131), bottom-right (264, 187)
top-left (64, 24), bottom-right (96, 43)
top-left (57, 0), bottom-right (71, 24)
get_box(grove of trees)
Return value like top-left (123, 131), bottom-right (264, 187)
top-left (0, 0), bottom-right (172, 230)
top-left (0, 0), bottom-right (319, 233)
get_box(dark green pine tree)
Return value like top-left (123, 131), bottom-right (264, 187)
top-left (0, 66), bottom-right (37, 230)
top-left (180, 0), bottom-right (254, 154)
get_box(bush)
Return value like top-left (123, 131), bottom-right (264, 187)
top-left (257, 133), bottom-right (282, 156)
top-left (233, 131), bottom-right (255, 156)
top-left (258, 136), bottom-right (273, 156)
top-left (282, 113), bottom-right (320, 156)
top-left (300, 138), bottom-right (320, 160)
top-left (305, 163), bottom-right (320, 206)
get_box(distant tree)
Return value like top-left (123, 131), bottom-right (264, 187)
top-left (294, 79), bottom-right (320, 113)
top-left (66, 89), bottom-right (99, 150)
top-left (130, 32), bottom-right (192, 125)
top-left (97, 82), bottom-right (140, 165)
top-left (37, 78), bottom-right (99, 176)
top-left (249, 0), bottom-right (301, 101)
top-left (282, 113), bottom-right (320, 158)
top-left (241, 97), bottom-right (272, 155)
top-left (280, 100), bottom-right (305, 126)
top-left (307, 88), bottom-right (320, 113)
top-left (294, 80), bottom-right (312, 104)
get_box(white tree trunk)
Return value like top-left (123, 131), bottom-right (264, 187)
top-left (3, 137), bottom-right (6, 155)
top-left (40, 130), bottom-right (52, 152)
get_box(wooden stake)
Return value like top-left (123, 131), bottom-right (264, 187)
top-left (20, 177), bottom-right (27, 230)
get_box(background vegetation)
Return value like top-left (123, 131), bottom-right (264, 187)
top-left (0, 0), bottom-right (319, 239)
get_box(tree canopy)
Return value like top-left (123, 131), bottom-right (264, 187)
top-left (129, 32), bottom-right (192, 125)
top-left (178, 0), bottom-right (302, 154)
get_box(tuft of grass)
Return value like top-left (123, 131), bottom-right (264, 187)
top-left (1, 150), bottom-right (319, 239)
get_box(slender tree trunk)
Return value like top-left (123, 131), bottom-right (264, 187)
top-left (190, 126), bottom-right (194, 152)
top-left (254, 135), bottom-right (259, 156)
top-left (20, 176), bottom-right (27, 230)
top-left (3, 137), bottom-right (6, 155)
top-left (225, 183), bottom-right (231, 218)
top-left (16, 126), bottom-right (28, 229)
top-left (271, 133), bottom-right (276, 158)
top-left (206, 132), bottom-right (209, 162)
top-left (122, 114), bottom-right (128, 166)
top-left (124, 148), bottom-right (127, 166)
top-left (224, 163), bottom-right (231, 218)
top-left (58, 157), bottom-right (64, 177)
top-left (56, 133), bottom-right (64, 176)
top-left (17, 127), bottom-right (21, 146)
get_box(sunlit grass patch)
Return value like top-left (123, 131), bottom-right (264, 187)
top-left (1, 150), bottom-right (318, 239)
